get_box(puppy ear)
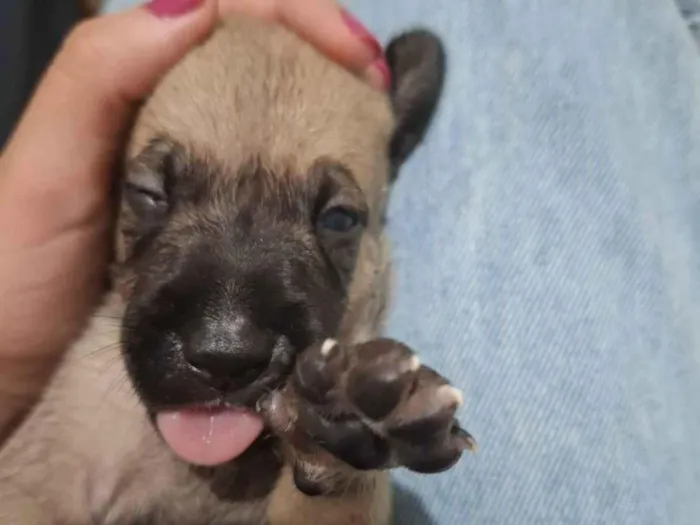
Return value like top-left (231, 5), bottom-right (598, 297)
top-left (385, 30), bottom-right (446, 171)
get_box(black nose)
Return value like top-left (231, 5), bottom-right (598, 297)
top-left (184, 315), bottom-right (273, 384)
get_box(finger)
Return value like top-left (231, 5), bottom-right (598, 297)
top-left (0, 0), bottom-right (217, 246)
top-left (220, 0), bottom-right (386, 83)
top-left (0, 0), bottom-right (219, 431)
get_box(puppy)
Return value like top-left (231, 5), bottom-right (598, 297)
top-left (0, 15), bottom-right (473, 525)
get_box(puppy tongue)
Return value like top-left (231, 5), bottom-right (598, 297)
top-left (156, 407), bottom-right (263, 466)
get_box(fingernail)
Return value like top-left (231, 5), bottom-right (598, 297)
top-left (146, 0), bottom-right (203, 18)
top-left (363, 57), bottom-right (391, 91)
top-left (340, 8), bottom-right (382, 59)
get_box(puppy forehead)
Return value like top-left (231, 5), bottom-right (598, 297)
top-left (128, 15), bottom-right (394, 195)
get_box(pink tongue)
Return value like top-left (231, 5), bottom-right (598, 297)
top-left (156, 407), bottom-right (263, 466)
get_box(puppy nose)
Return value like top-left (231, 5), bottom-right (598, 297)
top-left (184, 316), bottom-right (273, 383)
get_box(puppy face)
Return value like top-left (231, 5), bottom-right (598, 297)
top-left (114, 17), bottom-right (445, 414)
top-left (119, 146), bottom-right (371, 409)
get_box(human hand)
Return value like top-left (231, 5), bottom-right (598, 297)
top-left (0, 0), bottom-right (388, 439)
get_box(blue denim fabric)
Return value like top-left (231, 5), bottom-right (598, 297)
top-left (105, 1), bottom-right (700, 523)
top-left (678, 0), bottom-right (700, 42)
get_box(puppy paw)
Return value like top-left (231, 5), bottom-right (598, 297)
top-left (261, 338), bottom-right (475, 493)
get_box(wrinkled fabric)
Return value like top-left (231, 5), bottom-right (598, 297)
top-left (104, 1), bottom-right (700, 523)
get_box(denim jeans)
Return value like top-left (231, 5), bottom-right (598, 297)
top-left (104, 1), bottom-right (700, 523)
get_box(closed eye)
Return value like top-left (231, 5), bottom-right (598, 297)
top-left (124, 182), bottom-right (168, 219)
top-left (317, 206), bottom-right (361, 233)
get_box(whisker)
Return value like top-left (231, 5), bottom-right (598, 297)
top-left (78, 342), bottom-right (122, 362)
top-left (92, 315), bottom-right (124, 321)
top-left (103, 369), bottom-right (133, 403)
top-left (89, 328), bottom-right (122, 338)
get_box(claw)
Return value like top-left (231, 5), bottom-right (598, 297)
top-left (436, 385), bottom-right (464, 407)
top-left (452, 425), bottom-right (477, 453)
top-left (404, 355), bottom-right (421, 373)
top-left (320, 338), bottom-right (338, 357)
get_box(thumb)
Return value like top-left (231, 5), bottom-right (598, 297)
top-left (0, 0), bottom-right (217, 244)
top-left (0, 0), bottom-right (218, 435)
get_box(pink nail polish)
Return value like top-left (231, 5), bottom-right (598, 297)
top-left (340, 8), bottom-right (382, 58)
top-left (146, 0), bottom-right (203, 18)
top-left (373, 58), bottom-right (391, 90)
top-left (364, 58), bottom-right (391, 91)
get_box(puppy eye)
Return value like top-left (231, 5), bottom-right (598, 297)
top-left (124, 183), bottom-right (167, 219)
top-left (318, 206), bottom-right (360, 233)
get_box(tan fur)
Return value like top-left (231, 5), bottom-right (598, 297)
top-left (0, 16), bottom-right (397, 525)
top-left (268, 467), bottom-right (392, 525)
top-left (127, 16), bottom-right (394, 213)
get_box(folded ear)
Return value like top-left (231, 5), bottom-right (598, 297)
top-left (385, 30), bottom-right (446, 173)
